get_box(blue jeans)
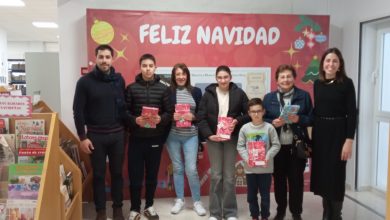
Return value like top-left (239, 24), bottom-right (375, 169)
top-left (246, 173), bottom-right (272, 219)
top-left (166, 131), bottom-right (201, 202)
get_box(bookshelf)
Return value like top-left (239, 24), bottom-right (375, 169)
top-left (8, 112), bottom-right (82, 219)
top-left (33, 101), bottom-right (93, 202)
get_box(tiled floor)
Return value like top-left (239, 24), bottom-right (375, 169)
top-left (83, 192), bottom-right (385, 220)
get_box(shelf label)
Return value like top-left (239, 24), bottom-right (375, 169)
top-left (0, 95), bottom-right (32, 117)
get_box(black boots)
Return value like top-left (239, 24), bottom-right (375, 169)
top-left (322, 198), bottom-right (343, 220)
top-left (113, 207), bottom-right (125, 220)
top-left (330, 201), bottom-right (343, 220)
top-left (95, 209), bottom-right (107, 220)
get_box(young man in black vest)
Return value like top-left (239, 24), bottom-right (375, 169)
top-left (73, 44), bottom-right (126, 220)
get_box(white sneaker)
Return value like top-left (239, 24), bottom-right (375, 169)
top-left (143, 206), bottom-right (159, 220)
top-left (171, 198), bottom-right (185, 214)
top-left (193, 201), bottom-right (206, 216)
top-left (226, 217), bottom-right (238, 220)
top-left (128, 211), bottom-right (141, 220)
top-left (208, 217), bottom-right (218, 220)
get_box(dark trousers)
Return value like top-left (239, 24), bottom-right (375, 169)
top-left (273, 144), bottom-right (306, 215)
top-left (246, 173), bottom-right (272, 219)
top-left (89, 130), bottom-right (125, 211)
top-left (128, 136), bottom-right (164, 212)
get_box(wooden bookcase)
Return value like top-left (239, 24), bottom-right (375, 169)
top-left (33, 101), bottom-right (93, 202)
top-left (8, 112), bottom-right (82, 220)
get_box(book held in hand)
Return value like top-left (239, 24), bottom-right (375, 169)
top-left (247, 141), bottom-right (266, 167)
top-left (216, 117), bottom-right (234, 140)
top-left (280, 105), bottom-right (300, 124)
top-left (141, 106), bottom-right (159, 128)
top-left (175, 104), bottom-right (191, 128)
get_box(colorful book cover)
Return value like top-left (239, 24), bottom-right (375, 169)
top-left (19, 134), bottom-right (48, 149)
top-left (141, 106), bottom-right (159, 128)
top-left (216, 117), bottom-right (233, 140)
top-left (175, 104), bottom-right (191, 128)
top-left (247, 141), bottom-right (266, 167)
top-left (0, 200), bottom-right (6, 220)
top-left (280, 105), bottom-right (300, 124)
top-left (5, 199), bottom-right (37, 220)
top-left (15, 119), bottom-right (45, 150)
top-left (8, 164), bottom-right (43, 200)
top-left (0, 118), bottom-right (9, 134)
top-left (17, 148), bottom-right (46, 164)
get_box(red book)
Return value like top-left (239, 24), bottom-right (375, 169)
top-left (141, 106), bottom-right (159, 128)
top-left (248, 141), bottom-right (266, 167)
top-left (216, 116), bottom-right (233, 140)
top-left (175, 104), bottom-right (191, 128)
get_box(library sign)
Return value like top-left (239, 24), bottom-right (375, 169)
top-left (0, 95), bottom-right (32, 117)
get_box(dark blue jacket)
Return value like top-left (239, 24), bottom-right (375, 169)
top-left (263, 86), bottom-right (313, 135)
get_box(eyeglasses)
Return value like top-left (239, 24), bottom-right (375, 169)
top-left (249, 110), bottom-right (263, 114)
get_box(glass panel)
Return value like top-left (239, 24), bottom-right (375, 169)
top-left (380, 33), bottom-right (390, 112)
top-left (376, 121), bottom-right (389, 190)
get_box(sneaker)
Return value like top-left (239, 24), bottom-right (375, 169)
top-left (171, 198), bottom-right (185, 214)
top-left (208, 217), bottom-right (218, 220)
top-left (128, 211), bottom-right (141, 220)
top-left (226, 217), bottom-right (238, 220)
top-left (193, 201), bottom-right (206, 216)
top-left (143, 206), bottom-right (159, 220)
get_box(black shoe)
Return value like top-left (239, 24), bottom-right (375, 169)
top-left (292, 214), bottom-right (302, 220)
top-left (272, 213), bottom-right (285, 220)
top-left (113, 207), bottom-right (124, 220)
top-left (95, 209), bottom-right (107, 220)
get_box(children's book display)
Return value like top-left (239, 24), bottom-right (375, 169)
top-left (0, 109), bottom-right (82, 219)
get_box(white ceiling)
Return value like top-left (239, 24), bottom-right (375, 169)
top-left (0, 0), bottom-right (58, 42)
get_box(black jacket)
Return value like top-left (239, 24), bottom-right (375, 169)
top-left (73, 66), bottom-right (126, 140)
top-left (197, 82), bottom-right (250, 139)
top-left (125, 74), bottom-right (173, 138)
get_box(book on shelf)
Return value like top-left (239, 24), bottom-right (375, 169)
top-left (0, 134), bottom-right (16, 159)
top-left (4, 199), bottom-right (37, 220)
top-left (60, 139), bottom-right (81, 167)
top-left (0, 199), bottom-right (5, 220)
top-left (216, 116), bottom-right (234, 140)
top-left (15, 119), bottom-right (45, 149)
top-left (0, 118), bottom-right (9, 134)
top-left (19, 134), bottom-right (48, 149)
top-left (17, 148), bottom-right (46, 164)
top-left (141, 106), bottom-right (159, 128)
top-left (8, 163), bottom-right (43, 200)
top-left (279, 105), bottom-right (300, 124)
top-left (247, 141), bottom-right (266, 167)
top-left (80, 161), bottom-right (88, 181)
top-left (0, 135), bottom-right (15, 164)
top-left (175, 104), bottom-right (191, 128)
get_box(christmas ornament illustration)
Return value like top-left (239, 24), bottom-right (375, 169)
top-left (294, 37), bottom-right (305, 50)
top-left (302, 55), bottom-right (320, 83)
top-left (90, 19), bottom-right (115, 44)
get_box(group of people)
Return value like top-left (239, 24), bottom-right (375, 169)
top-left (73, 45), bottom-right (356, 220)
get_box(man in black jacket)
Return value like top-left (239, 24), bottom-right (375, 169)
top-left (73, 44), bottom-right (126, 220)
top-left (125, 54), bottom-right (173, 220)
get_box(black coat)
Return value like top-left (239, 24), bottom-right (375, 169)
top-left (197, 82), bottom-right (250, 139)
top-left (125, 74), bottom-right (173, 138)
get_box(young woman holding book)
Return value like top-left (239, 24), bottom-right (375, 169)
top-left (197, 65), bottom-right (250, 220)
top-left (263, 64), bottom-right (313, 220)
top-left (311, 48), bottom-right (357, 220)
top-left (165, 63), bottom-right (206, 216)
